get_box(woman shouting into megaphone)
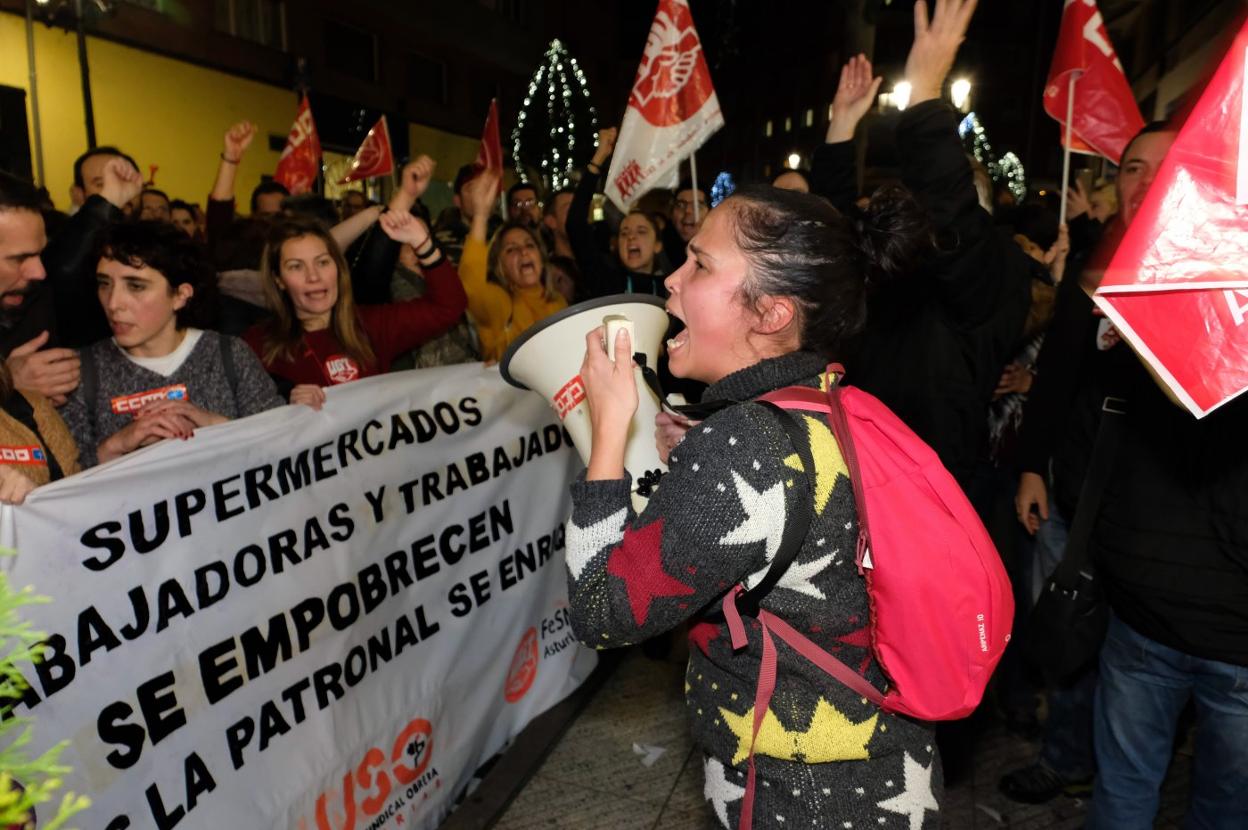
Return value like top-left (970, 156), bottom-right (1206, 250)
top-left (566, 184), bottom-right (940, 829)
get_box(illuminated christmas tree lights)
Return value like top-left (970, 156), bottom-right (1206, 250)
top-left (512, 39), bottom-right (599, 192)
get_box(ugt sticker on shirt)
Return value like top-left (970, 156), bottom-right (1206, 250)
top-left (325, 355), bottom-right (360, 384)
top-left (110, 384), bottom-right (189, 415)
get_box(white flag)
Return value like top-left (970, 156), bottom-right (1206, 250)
top-left (604, 0), bottom-right (724, 212)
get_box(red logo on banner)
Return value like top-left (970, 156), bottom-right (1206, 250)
top-left (274, 95), bottom-right (322, 196)
top-left (552, 376), bottom-right (586, 420)
top-left (615, 160), bottom-right (645, 202)
top-left (339, 116), bottom-right (395, 184)
top-left (628, 0), bottom-right (716, 127)
top-left (504, 628), bottom-right (539, 703)
top-left (325, 355), bottom-right (361, 385)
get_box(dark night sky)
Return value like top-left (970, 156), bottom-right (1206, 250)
top-left (595, 0), bottom-right (1236, 186)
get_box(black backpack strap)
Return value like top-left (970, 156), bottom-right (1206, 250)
top-left (81, 346), bottom-right (98, 419)
top-left (218, 333), bottom-right (239, 411)
top-left (735, 400), bottom-right (817, 615)
top-left (1050, 395), bottom-right (1127, 587)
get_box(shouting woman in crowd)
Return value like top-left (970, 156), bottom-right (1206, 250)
top-left (456, 172), bottom-right (567, 362)
top-left (568, 126), bottom-right (669, 299)
top-left (566, 181), bottom-right (937, 828)
top-left (244, 209), bottom-right (467, 407)
top-left (60, 221), bottom-right (284, 467)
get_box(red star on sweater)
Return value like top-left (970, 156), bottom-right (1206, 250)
top-left (836, 623), bottom-right (873, 674)
top-left (606, 518), bottom-right (695, 626)
top-left (688, 621), bottom-right (723, 656)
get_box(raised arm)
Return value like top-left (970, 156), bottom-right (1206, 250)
top-left (896, 0), bottom-right (980, 232)
top-left (810, 54), bottom-right (881, 212)
top-left (349, 156), bottom-right (437, 304)
top-left (568, 128), bottom-right (625, 298)
top-left (41, 158), bottom-right (142, 347)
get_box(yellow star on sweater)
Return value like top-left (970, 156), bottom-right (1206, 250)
top-left (719, 697), bottom-right (878, 765)
top-left (782, 415), bottom-right (849, 515)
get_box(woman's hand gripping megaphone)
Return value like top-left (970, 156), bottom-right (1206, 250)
top-left (581, 325), bottom-right (639, 481)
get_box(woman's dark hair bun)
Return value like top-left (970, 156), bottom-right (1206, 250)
top-left (851, 184), bottom-right (931, 289)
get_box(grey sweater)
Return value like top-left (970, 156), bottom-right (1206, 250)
top-left (62, 330), bottom-right (285, 467)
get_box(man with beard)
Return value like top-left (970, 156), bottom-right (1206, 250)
top-left (0, 172), bottom-right (80, 405)
top-left (660, 183), bottom-right (708, 270)
top-left (506, 182), bottom-right (542, 228)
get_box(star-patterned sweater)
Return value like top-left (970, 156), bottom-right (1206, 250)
top-left (567, 351), bottom-right (942, 830)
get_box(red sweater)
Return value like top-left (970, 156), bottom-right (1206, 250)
top-left (243, 258), bottom-right (467, 387)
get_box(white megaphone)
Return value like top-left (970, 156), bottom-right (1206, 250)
top-left (501, 294), bottom-right (674, 509)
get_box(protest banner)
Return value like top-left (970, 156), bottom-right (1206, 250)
top-left (0, 363), bottom-right (594, 829)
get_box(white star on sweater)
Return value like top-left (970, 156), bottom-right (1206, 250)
top-left (775, 552), bottom-right (836, 599)
top-left (564, 508), bottom-right (626, 580)
top-left (704, 757), bottom-right (745, 827)
top-left (718, 471), bottom-right (786, 562)
top-left (876, 752), bottom-right (939, 830)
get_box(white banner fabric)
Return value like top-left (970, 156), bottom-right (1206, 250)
top-left (0, 364), bottom-right (594, 830)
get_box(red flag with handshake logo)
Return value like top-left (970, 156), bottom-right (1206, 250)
top-left (273, 94), bottom-right (322, 195)
top-left (604, 0), bottom-right (723, 212)
top-left (339, 115), bottom-right (395, 183)
top-left (1094, 20), bottom-right (1248, 417)
top-left (1043, 0), bottom-right (1144, 163)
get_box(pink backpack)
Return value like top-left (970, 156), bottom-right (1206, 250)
top-left (720, 366), bottom-right (1013, 830)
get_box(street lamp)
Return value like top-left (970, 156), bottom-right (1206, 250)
top-left (786, 152), bottom-right (802, 170)
top-left (951, 78), bottom-right (972, 111)
top-left (892, 81), bottom-right (912, 111)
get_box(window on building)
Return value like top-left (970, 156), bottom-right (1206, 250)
top-left (213, 0), bottom-right (285, 49)
top-left (764, 120), bottom-right (773, 137)
top-left (408, 53), bottom-right (449, 106)
top-left (784, 116), bottom-right (792, 133)
top-left (326, 21), bottom-right (378, 83)
top-left (804, 108), bottom-right (814, 127)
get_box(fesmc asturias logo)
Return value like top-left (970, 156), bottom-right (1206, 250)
top-left (505, 606), bottom-right (576, 704)
top-left (301, 717), bottom-right (439, 830)
top-left (628, 0), bottom-right (714, 127)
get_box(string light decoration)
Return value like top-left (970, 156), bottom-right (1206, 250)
top-left (512, 39), bottom-right (599, 192)
top-left (958, 111), bottom-right (1027, 201)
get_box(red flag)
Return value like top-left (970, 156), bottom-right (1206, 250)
top-left (604, 0), bottom-right (723, 210)
top-left (1043, 0), bottom-right (1145, 164)
top-left (273, 94), bottom-right (322, 196)
top-left (339, 116), bottom-right (395, 184)
top-left (1094, 20), bottom-right (1248, 417)
top-left (466, 99), bottom-right (504, 198)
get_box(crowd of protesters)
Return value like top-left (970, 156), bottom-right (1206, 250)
top-left (0, 0), bottom-right (1243, 825)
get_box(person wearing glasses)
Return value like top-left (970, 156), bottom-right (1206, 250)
top-left (506, 182), bottom-right (542, 230)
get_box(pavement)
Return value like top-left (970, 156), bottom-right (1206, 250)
top-left (456, 646), bottom-right (1194, 829)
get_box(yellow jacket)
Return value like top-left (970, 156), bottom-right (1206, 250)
top-left (458, 236), bottom-right (567, 362)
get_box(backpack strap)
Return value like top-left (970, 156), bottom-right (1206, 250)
top-left (81, 346), bottom-right (99, 421)
top-left (217, 333), bottom-right (240, 411)
top-left (724, 402), bottom-right (813, 613)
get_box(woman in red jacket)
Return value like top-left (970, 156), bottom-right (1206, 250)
top-left (244, 211), bottom-right (467, 408)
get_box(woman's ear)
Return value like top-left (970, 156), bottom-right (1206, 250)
top-left (754, 294), bottom-right (797, 336)
top-left (173, 282), bottom-right (194, 310)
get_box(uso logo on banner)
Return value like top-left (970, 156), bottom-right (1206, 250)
top-left (304, 717), bottom-right (440, 829)
top-left (628, 0), bottom-right (715, 127)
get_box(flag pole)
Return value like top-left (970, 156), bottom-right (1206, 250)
top-left (1059, 72), bottom-right (1079, 226)
top-left (690, 153), bottom-right (701, 224)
